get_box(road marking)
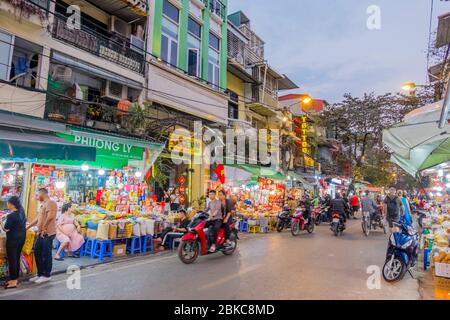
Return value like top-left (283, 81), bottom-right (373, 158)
top-left (0, 254), bottom-right (178, 298)
top-left (197, 264), bottom-right (262, 291)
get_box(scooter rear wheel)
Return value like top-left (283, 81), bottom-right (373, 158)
top-left (222, 234), bottom-right (238, 256)
top-left (276, 221), bottom-right (285, 232)
top-left (178, 240), bottom-right (199, 264)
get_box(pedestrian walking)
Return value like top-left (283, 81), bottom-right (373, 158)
top-left (2, 196), bottom-right (26, 289)
top-left (27, 188), bottom-right (57, 284)
top-left (383, 187), bottom-right (403, 232)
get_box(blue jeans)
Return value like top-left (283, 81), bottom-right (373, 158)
top-left (34, 234), bottom-right (55, 278)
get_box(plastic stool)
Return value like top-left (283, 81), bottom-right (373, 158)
top-left (239, 220), bottom-right (249, 233)
top-left (172, 238), bottom-right (181, 251)
top-left (141, 235), bottom-right (154, 253)
top-left (424, 248), bottom-right (431, 271)
top-left (83, 238), bottom-right (96, 258)
top-left (249, 225), bottom-right (260, 234)
top-left (56, 240), bottom-right (85, 258)
top-left (93, 240), bottom-right (113, 262)
top-left (127, 236), bottom-right (142, 255)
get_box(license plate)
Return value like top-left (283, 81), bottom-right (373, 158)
top-left (332, 218), bottom-right (340, 223)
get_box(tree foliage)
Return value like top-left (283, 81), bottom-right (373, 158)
top-left (319, 91), bottom-right (434, 186)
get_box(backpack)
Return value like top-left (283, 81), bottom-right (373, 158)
top-left (386, 197), bottom-right (398, 217)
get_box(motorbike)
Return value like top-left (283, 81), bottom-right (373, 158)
top-left (276, 206), bottom-right (292, 232)
top-left (178, 211), bottom-right (238, 264)
top-left (382, 222), bottom-right (419, 282)
top-left (315, 205), bottom-right (331, 226)
top-left (291, 205), bottom-right (314, 236)
top-left (330, 212), bottom-right (346, 237)
top-left (361, 209), bottom-right (386, 237)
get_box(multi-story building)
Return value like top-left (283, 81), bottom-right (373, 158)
top-left (226, 11), bottom-right (297, 132)
top-left (145, 0), bottom-right (231, 202)
top-left (279, 94), bottom-right (328, 179)
top-left (0, 0), bottom-right (167, 213)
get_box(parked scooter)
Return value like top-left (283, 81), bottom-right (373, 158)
top-left (315, 205), bottom-right (331, 226)
top-left (291, 205), bottom-right (314, 236)
top-left (330, 212), bottom-right (346, 237)
top-left (276, 206), bottom-right (292, 232)
top-left (178, 211), bottom-right (238, 264)
top-left (382, 222), bottom-right (419, 282)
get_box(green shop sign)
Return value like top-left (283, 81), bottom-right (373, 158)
top-left (57, 132), bottom-right (144, 161)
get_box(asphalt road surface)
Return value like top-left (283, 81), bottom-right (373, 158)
top-left (0, 219), bottom-right (420, 300)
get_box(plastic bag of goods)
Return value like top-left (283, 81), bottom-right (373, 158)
top-left (125, 222), bottom-right (133, 238)
top-left (117, 221), bottom-right (127, 239)
top-left (132, 222), bottom-right (141, 237)
top-left (145, 219), bottom-right (155, 235)
top-left (22, 229), bottom-right (36, 255)
top-left (96, 221), bottom-right (110, 240)
top-left (108, 223), bottom-right (118, 240)
top-left (138, 219), bottom-right (147, 235)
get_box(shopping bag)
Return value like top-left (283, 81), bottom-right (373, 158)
top-left (22, 229), bottom-right (36, 255)
top-left (96, 221), bottom-right (110, 240)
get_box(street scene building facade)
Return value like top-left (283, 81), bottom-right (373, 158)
top-left (0, 0), bottom-right (449, 302)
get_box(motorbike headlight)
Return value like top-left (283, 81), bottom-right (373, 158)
top-left (389, 234), bottom-right (396, 246)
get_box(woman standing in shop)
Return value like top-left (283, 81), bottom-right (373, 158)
top-left (3, 196), bottom-right (26, 289)
top-left (54, 203), bottom-right (84, 261)
top-left (170, 188), bottom-right (181, 212)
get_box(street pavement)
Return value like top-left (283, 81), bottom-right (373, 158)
top-left (0, 219), bottom-right (420, 300)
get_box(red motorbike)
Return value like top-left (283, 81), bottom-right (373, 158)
top-left (291, 205), bottom-right (315, 236)
top-left (178, 211), bottom-right (238, 264)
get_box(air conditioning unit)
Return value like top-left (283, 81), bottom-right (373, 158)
top-left (102, 80), bottom-right (127, 100)
top-left (130, 35), bottom-right (145, 54)
top-left (109, 16), bottom-right (129, 37)
top-left (51, 65), bottom-right (73, 83)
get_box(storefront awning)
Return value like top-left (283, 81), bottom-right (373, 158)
top-left (0, 129), bottom-right (96, 162)
top-left (383, 100), bottom-right (450, 176)
top-left (49, 127), bottom-right (165, 170)
top-left (233, 164), bottom-right (286, 181)
top-left (287, 171), bottom-right (315, 191)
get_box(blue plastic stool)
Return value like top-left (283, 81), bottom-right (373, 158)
top-left (424, 248), bottom-right (431, 271)
top-left (93, 240), bottom-right (113, 262)
top-left (127, 237), bottom-right (142, 255)
top-left (141, 235), bottom-right (154, 253)
top-left (83, 238), bottom-right (96, 258)
top-left (239, 219), bottom-right (249, 233)
top-left (56, 240), bottom-right (85, 258)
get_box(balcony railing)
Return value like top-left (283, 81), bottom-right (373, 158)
top-left (52, 15), bottom-right (144, 74)
top-left (45, 96), bottom-right (144, 136)
top-left (251, 86), bottom-right (279, 110)
top-left (209, 0), bottom-right (226, 20)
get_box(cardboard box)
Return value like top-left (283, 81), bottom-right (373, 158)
top-left (86, 228), bottom-right (97, 239)
top-left (113, 244), bottom-right (127, 257)
top-left (435, 263), bottom-right (450, 279)
top-left (80, 227), bottom-right (87, 238)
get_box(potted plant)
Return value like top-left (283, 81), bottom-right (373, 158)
top-left (127, 102), bottom-right (149, 135)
